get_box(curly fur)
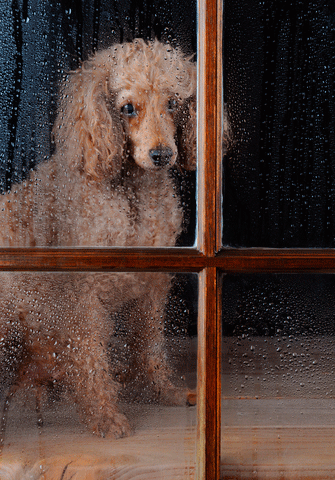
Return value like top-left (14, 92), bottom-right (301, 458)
top-left (0, 463), bottom-right (44, 480)
top-left (0, 39), bottom-right (196, 439)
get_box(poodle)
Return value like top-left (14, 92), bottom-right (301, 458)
top-left (0, 39), bottom-right (197, 439)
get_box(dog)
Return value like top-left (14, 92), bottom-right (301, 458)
top-left (0, 39), bottom-right (196, 439)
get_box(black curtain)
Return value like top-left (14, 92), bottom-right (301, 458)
top-left (0, 0), bottom-right (196, 193)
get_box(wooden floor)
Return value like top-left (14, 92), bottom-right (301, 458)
top-left (221, 398), bottom-right (335, 480)
top-left (5, 398), bottom-right (335, 480)
top-left (0, 393), bottom-right (197, 479)
top-left (3, 336), bottom-right (335, 479)
top-left (0, 337), bottom-right (197, 479)
top-left (221, 336), bottom-right (335, 479)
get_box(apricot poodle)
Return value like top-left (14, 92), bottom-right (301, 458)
top-left (0, 39), bottom-right (196, 439)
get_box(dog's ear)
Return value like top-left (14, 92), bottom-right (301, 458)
top-left (178, 99), bottom-right (231, 171)
top-left (53, 59), bottom-right (123, 181)
top-left (178, 97), bottom-right (197, 171)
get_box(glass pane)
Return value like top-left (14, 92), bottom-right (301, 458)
top-left (221, 274), bottom-right (335, 478)
top-left (0, 1), bottom-right (197, 247)
top-left (223, 0), bottom-right (335, 247)
top-left (0, 272), bottom-right (197, 477)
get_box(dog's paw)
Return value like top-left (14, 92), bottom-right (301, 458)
top-left (107, 412), bottom-right (132, 439)
top-left (186, 388), bottom-right (197, 406)
top-left (92, 412), bottom-right (132, 439)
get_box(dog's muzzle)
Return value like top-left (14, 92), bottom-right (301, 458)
top-left (149, 147), bottom-right (174, 167)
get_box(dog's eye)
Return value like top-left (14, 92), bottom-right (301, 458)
top-left (167, 98), bottom-right (177, 112)
top-left (121, 103), bottom-right (137, 117)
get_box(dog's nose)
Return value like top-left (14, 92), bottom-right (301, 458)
top-left (149, 147), bottom-right (173, 167)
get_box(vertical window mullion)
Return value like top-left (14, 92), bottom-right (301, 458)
top-left (197, 267), bottom-right (221, 480)
top-left (198, 0), bottom-right (220, 256)
top-left (198, 0), bottom-right (222, 478)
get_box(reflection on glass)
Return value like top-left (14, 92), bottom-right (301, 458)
top-left (0, 3), bottom-right (197, 247)
top-left (222, 274), bottom-right (335, 478)
top-left (223, 0), bottom-right (335, 247)
top-left (0, 272), bottom-right (197, 477)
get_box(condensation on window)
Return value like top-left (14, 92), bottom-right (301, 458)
top-left (0, 271), bottom-right (197, 477)
top-left (221, 274), bottom-right (335, 478)
top-left (0, 1), bottom-right (198, 478)
top-left (223, 0), bottom-right (335, 248)
top-left (0, 1), bottom-right (197, 247)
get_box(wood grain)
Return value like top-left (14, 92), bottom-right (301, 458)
top-left (217, 248), bottom-right (335, 272)
top-left (198, 0), bottom-right (221, 256)
top-left (196, 0), bottom-right (223, 475)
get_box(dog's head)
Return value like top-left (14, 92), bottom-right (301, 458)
top-left (53, 39), bottom-right (197, 181)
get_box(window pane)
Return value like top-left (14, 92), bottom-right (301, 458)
top-left (223, 0), bottom-right (335, 247)
top-left (0, 272), bottom-right (197, 477)
top-left (221, 273), bottom-right (335, 478)
top-left (0, 1), bottom-right (197, 247)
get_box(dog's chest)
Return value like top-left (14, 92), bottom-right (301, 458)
top-left (125, 177), bottom-right (183, 247)
top-left (47, 168), bottom-right (183, 247)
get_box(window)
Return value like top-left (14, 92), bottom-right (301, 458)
top-left (2, 1), bottom-right (334, 479)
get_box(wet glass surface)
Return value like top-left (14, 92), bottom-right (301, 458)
top-left (223, 0), bottom-right (335, 247)
top-left (221, 274), bottom-right (335, 479)
top-left (0, 1), bottom-right (198, 477)
top-left (0, 272), bottom-right (197, 478)
top-left (0, 1), bottom-right (197, 247)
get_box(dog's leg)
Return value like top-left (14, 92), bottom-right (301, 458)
top-left (66, 300), bottom-right (131, 438)
top-left (128, 274), bottom-right (189, 405)
top-left (68, 336), bottom-right (131, 438)
top-left (0, 389), bottom-right (13, 453)
top-left (143, 303), bottom-right (188, 405)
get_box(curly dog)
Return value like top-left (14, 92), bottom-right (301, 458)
top-left (0, 39), bottom-right (196, 439)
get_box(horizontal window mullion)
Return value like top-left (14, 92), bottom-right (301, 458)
top-left (1, 248), bottom-right (335, 271)
top-left (218, 248), bottom-right (335, 272)
top-left (0, 248), bottom-right (205, 271)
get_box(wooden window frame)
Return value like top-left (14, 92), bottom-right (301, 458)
top-left (1, 0), bottom-right (335, 479)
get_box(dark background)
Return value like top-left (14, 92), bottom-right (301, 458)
top-left (222, 1), bottom-right (335, 336)
top-left (223, 0), bottom-right (335, 247)
top-left (222, 274), bottom-right (335, 337)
